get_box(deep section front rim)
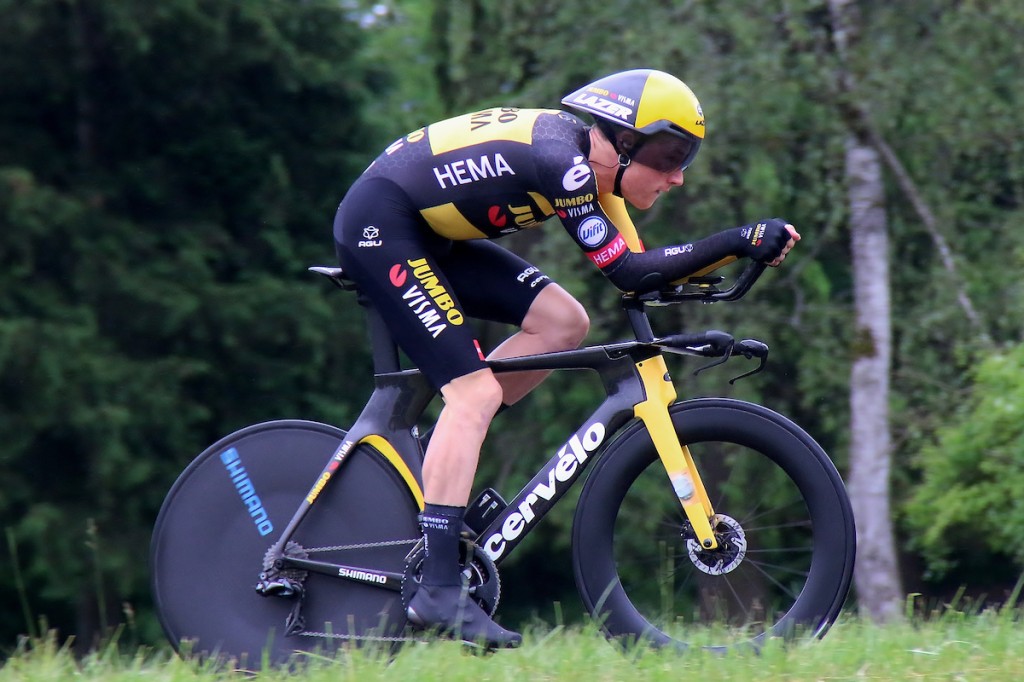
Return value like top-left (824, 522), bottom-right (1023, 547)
top-left (572, 399), bottom-right (855, 651)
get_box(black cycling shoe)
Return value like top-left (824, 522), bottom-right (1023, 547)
top-left (406, 583), bottom-right (522, 649)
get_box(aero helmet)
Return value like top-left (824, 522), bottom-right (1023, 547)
top-left (562, 69), bottom-right (705, 195)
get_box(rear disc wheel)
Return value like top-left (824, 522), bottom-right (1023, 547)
top-left (151, 420), bottom-right (421, 668)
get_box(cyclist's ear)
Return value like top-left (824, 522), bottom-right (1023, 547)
top-left (617, 130), bottom-right (640, 153)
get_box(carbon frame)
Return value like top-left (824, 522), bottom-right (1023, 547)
top-left (266, 336), bottom-right (667, 592)
top-left (265, 263), bottom-right (767, 590)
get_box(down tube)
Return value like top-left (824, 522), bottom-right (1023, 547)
top-left (479, 401), bottom-right (632, 565)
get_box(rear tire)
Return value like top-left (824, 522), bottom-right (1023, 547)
top-left (151, 420), bottom-right (421, 668)
top-left (572, 399), bottom-right (855, 652)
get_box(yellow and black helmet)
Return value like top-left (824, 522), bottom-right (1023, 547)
top-left (562, 69), bottom-right (705, 176)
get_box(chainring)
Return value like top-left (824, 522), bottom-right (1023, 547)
top-left (401, 538), bottom-right (501, 616)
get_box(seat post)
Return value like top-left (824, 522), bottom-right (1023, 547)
top-left (358, 293), bottom-right (402, 374)
top-left (309, 265), bottom-right (403, 374)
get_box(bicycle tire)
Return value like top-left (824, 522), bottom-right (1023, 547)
top-left (572, 398), bottom-right (855, 652)
top-left (151, 420), bottom-right (421, 668)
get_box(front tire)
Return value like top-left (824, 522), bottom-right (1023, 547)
top-left (572, 399), bottom-right (855, 651)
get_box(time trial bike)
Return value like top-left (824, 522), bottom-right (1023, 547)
top-left (150, 260), bottom-right (856, 668)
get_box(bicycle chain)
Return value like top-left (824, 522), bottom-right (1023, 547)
top-left (260, 538), bottom-right (420, 641)
top-left (283, 538), bottom-right (499, 645)
top-left (295, 630), bottom-right (428, 644)
top-left (302, 538), bottom-right (419, 554)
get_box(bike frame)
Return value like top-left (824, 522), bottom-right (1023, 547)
top-left (265, 264), bottom-right (770, 592)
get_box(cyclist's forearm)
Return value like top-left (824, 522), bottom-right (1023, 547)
top-left (603, 230), bottom-right (743, 292)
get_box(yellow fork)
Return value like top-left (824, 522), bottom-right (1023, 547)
top-left (634, 356), bottom-right (718, 549)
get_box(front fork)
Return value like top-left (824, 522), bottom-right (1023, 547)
top-left (634, 356), bottom-right (719, 549)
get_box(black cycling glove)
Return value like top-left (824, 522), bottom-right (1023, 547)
top-left (735, 218), bottom-right (791, 262)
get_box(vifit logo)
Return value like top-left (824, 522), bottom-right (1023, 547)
top-left (220, 448), bottom-right (274, 537)
top-left (577, 217), bottom-right (607, 247)
top-left (483, 423), bottom-right (606, 560)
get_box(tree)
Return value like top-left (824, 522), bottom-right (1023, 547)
top-left (827, 0), bottom-right (903, 622)
top-left (906, 344), bottom-right (1024, 580)
top-left (0, 0), bottom-right (385, 649)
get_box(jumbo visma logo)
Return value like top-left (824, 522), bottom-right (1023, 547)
top-left (389, 259), bottom-right (465, 338)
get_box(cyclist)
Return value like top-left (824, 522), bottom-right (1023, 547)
top-left (333, 68), bottom-right (799, 648)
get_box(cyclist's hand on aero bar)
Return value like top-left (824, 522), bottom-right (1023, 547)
top-left (738, 218), bottom-right (800, 267)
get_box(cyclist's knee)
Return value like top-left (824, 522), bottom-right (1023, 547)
top-left (525, 285), bottom-right (590, 349)
top-left (561, 297), bottom-right (590, 346)
top-left (440, 370), bottom-right (504, 426)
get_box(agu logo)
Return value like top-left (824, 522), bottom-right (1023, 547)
top-left (359, 225), bottom-right (382, 248)
top-left (577, 217), bottom-right (608, 247)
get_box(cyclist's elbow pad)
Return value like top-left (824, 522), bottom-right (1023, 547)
top-left (602, 255), bottom-right (663, 293)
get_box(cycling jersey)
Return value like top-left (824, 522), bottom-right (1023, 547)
top-left (342, 108), bottom-right (743, 291)
top-left (333, 107), bottom-right (746, 388)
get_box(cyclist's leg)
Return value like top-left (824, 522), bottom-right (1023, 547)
top-left (442, 240), bottom-right (590, 405)
top-left (488, 285), bottom-right (589, 403)
top-left (335, 183), bottom-right (520, 647)
top-left (421, 368), bottom-right (503, 505)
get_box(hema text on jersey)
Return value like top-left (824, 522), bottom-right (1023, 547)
top-left (433, 153), bottom-right (515, 189)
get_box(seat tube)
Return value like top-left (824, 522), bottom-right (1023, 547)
top-left (633, 355), bottom-right (719, 550)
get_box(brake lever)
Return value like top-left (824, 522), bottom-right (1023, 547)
top-left (692, 339), bottom-right (735, 377)
top-left (728, 339), bottom-right (769, 384)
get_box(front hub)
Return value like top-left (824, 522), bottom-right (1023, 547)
top-left (684, 514), bottom-right (747, 576)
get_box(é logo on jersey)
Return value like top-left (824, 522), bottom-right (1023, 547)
top-left (562, 156), bottom-right (592, 192)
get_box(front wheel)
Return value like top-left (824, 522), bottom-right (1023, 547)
top-left (572, 398), bottom-right (855, 652)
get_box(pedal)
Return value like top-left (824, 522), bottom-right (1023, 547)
top-left (464, 488), bottom-right (507, 535)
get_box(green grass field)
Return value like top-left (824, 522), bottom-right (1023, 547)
top-left (3, 612), bottom-right (1022, 682)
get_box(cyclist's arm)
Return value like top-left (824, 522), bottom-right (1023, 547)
top-left (575, 194), bottom-right (780, 293)
top-left (540, 139), bottom-right (786, 293)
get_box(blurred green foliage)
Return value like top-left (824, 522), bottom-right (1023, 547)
top-left (1, 0), bottom-right (1023, 651)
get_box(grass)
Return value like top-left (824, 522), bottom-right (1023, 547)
top-left (3, 612), bottom-right (1023, 682)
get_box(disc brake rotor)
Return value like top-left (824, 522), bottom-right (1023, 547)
top-left (684, 514), bottom-right (747, 576)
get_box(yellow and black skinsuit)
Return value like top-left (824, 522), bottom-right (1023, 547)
top-left (334, 107), bottom-right (747, 388)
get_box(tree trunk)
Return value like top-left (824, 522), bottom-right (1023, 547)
top-left (828, 0), bottom-right (904, 622)
top-left (845, 138), bottom-right (904, 622)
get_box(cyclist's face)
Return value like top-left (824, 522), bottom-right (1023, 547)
top-left (621, 162), bottom-right (684, 210)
